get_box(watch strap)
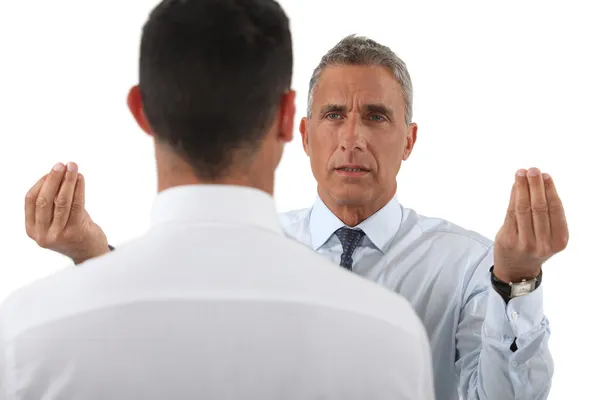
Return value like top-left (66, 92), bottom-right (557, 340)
top-left (490, 265), bottom-right (542, 299)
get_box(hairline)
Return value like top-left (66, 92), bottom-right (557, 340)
top-left (307, 64), bottom-right (410, 126)
top-left (306, 36), bottom-right (413, 126)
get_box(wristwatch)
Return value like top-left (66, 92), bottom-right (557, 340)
top-left (490, 265), bottom-right (542, 299)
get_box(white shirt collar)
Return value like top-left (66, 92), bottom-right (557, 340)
top-left (308, 195), bottom-right (403, 253)
top-left (150, 184), bottom-right (283, 235)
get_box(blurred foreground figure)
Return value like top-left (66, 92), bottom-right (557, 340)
top-left (0, 0), bottom-right (434, 399)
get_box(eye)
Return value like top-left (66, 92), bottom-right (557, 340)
top-left (368, 114), bottom-right (386, 122)
top-left (325, 113), bottom-right (342, 120)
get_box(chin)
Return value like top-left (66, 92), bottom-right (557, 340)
top-left (332, 189), bottom-right (372, 207)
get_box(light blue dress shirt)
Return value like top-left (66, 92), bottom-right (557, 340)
top-left (279, 196), bottom-right (552, 400)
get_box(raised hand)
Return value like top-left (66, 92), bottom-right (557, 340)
top-left (493, 168), bottom-right (569, 283)
top-left (25, 162), bottom-right (110, 264)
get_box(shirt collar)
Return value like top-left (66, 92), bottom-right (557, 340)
top-left (150, 184), bottom-right (282, 235)
top-left (308, 195), bottom-right (403, 253)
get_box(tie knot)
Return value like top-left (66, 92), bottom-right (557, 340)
top-left (335, 227), bottom-right (365, 253)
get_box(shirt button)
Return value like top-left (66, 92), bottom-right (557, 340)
top-left (511, 361), bottom-right (518, 367)
top-left (511, 311), bottom-right (519, 320)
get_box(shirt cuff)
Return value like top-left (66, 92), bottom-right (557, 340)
top-left (485, 285), bottom-right (545, 338)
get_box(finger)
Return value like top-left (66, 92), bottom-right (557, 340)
top-left (543, 173), bottom-right (569, 250)
top-left (527, 168), bottom-right (551, 244)
top-left (49, 162), bottom-right (79, 233)
top-left (35, 163), bottom-right (66, 237)
top-left (514, 169), bottom-right (534, 246)
top-left (25, 174), bottom-right (48, 236)
top-left (70, 173), bottom-right (86, 220)
top-left (503, 182), bottom-right (518, 235)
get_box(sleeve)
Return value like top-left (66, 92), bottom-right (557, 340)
top-left (455, 246), bottom-right (553, 400)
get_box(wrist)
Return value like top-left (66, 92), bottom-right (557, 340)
top-left (490, 265), bottom-right (542, 300)
top-left (492, 266), bottom-right (541, 284)
top-left (72, 250), bottom-right (109, 265)
top-left (71, 242), bottom-right (111, 265)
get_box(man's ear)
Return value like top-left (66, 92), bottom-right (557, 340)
top-left (127, 85), bottom-right (153, 136)
top-left (277, 89), bottom-right (296, 143)
top-left (403, 122), bottom-right (418, 161)
top-left (299, 117), bottom-right (310, 156)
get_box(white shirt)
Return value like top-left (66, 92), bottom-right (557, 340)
top-left (0, 185), bottom-right (435, 400)
top-left (280, 196), bottom-right (551, 400)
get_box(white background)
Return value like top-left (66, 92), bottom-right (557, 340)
top-left (0, 0), bottom-right (598, 398)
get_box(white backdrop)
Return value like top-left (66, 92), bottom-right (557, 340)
top-left (0, 0), bottom-right (598, 398)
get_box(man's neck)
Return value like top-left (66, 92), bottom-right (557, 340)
top-left (318, 188), bottom-right (394, 227)
top-left (157, 173), bottom-right (274, 195)
top-left (155, 146), bottom-right (275, 195)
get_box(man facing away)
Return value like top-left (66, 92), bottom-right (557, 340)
top-left (0, 1), bottom-right (436, 399)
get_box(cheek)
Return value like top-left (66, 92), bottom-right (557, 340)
top-left (310, 129), bottom-right (337, 169)
top-left (370, 138), bottom-right (403, 176)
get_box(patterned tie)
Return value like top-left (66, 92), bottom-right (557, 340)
top-left (335, 227), bottom-right (365, 271)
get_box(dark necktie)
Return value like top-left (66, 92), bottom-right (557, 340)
top-left (335, 227), bottom-right (365, 271)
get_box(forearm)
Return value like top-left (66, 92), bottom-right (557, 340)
top-left (458, 287), bottom-right (553, 399)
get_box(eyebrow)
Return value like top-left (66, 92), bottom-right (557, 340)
top-left (319, 103), bottom-right (394, 118)
top-left (365, 103), bottom-right (394, 118)
top-left (319, 104), bottom-right (347, 116)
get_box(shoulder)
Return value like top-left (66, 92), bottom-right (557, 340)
top-left (400, 206), bottom-right (493, 260)
top-left (278, 207), bottom-right (310, 227)
top-left (277, 207), bottom-right (312, 240)
top-left (0, 266), bottom-right (77, 342)
top-left (0, 250), bottom-right (127, 343)
top-left (412, 207), bottom-right (493, 249)
top-left (398, 206), bottom-right (495, 286)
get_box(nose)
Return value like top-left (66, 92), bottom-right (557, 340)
top-left (338, 114), bottom-right (366, 152)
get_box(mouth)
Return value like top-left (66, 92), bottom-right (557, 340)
top-left (334, 165), bottom-right (370, 177)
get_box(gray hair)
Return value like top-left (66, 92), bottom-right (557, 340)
top-left (307, 34), bottom-right (413, 126)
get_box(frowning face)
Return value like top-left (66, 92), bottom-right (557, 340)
top-left (301, 65), bottom-right (417, 210)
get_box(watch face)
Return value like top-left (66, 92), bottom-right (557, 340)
top-left (511, 281), bottom-right (536, 297)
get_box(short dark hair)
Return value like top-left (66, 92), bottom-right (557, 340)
top-left (139, 0), bottom-right (293, 180)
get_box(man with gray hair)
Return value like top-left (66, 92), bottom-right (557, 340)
top-left (23, 34), bottom-right (568, 399)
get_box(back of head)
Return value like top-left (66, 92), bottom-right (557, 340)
top-left (139, 0), bottom-right (293, 181)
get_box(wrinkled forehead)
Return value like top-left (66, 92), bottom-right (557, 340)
top-left (312, 65), bottom-right (405, 112)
